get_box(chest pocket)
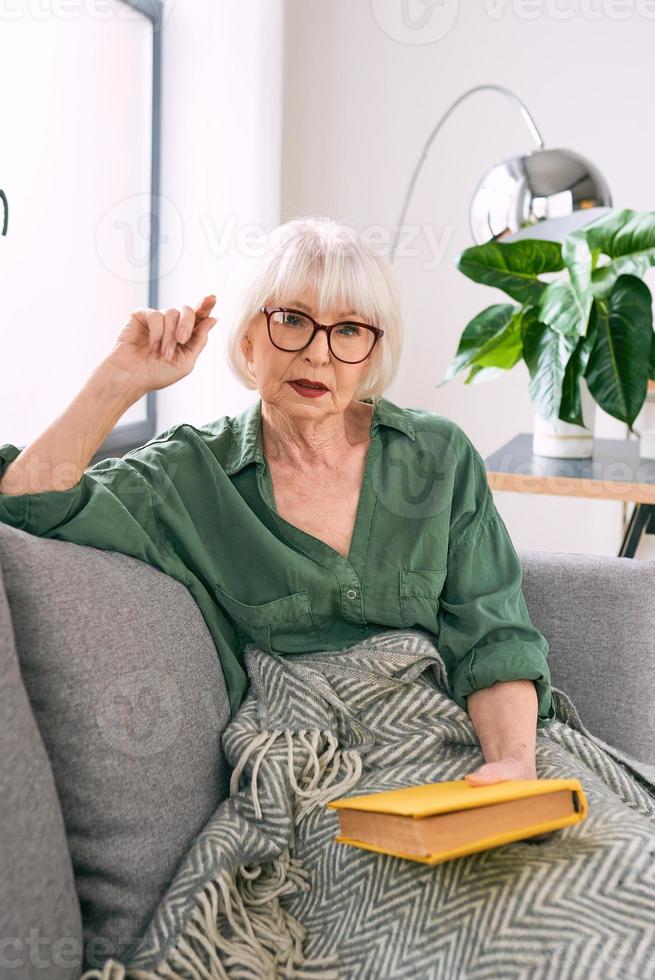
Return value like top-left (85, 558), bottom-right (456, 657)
top-left (213, 583), bottom-right (320, 655)
top-left (399, 568), bottom-right (448, 630)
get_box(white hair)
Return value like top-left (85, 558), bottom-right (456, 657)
top-left (225, 215), bottom-right (404, 403)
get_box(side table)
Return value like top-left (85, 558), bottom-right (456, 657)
top-left (484, 434), bottom-right (655, 559)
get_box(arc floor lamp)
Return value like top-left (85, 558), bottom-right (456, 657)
top-left (390, 82), bottom-right (612, 259)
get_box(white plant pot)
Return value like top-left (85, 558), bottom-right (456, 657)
top-left (532, 377), bottom-right (596, 459)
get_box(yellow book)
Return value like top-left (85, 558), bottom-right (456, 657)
top-left (327, 778), bottom-right (587, 865)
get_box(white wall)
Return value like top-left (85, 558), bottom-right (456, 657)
top-left (155, 0), bottom-right (284, 430)
top-left (280, 0), bottom-right (655, 560)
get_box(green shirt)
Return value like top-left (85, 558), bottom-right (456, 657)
top-left (0, 396), bottom-right (555, 727)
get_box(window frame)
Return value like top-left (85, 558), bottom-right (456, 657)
top-left (91, 0), bottom-right (163, 462)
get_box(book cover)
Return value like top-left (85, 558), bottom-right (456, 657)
top-left (326, 778), bottom-right (587, 865)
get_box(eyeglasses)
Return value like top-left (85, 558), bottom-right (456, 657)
top-left (260, 306), bottom-right (384, 364)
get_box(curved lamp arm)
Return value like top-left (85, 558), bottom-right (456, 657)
top-left (390, 83), bottom-right (544, 261)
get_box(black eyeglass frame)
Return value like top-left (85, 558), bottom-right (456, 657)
top-left (260, 306), bottom-right (384, 364)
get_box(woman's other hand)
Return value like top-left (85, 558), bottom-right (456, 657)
top-left (105, 294), bottom-right (218, 395)
top-left (464, 755), bottom-right (536, 786)
top-left (464, 756), bottom-right (555, 842)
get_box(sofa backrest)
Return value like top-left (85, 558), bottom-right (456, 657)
top-left (0, 522), bottom-right (232, 973)
top-left (519, 548), bottom-right (655, 766)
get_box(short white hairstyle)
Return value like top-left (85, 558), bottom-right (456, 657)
top-left (226, 215), bottom-right (404, 403)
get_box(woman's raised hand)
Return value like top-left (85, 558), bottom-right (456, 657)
top-left (106, 294), bottom-right (218, 394)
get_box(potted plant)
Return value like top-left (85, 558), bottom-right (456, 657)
top-left (438, 208), bottom-right (655, 458)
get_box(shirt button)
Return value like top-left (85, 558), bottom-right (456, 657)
top-left (346, 589), bottom-right (358, 599)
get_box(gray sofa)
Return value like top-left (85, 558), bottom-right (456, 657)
top-left (1, 520), bottom-right (654, 980)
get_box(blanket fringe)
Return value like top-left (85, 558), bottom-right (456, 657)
top-left (81, 865), bottom-right (340, 980)
top-left (80, 728), bottom-right (356, 980)
top-left (230, 727), bottom-right (363, 821)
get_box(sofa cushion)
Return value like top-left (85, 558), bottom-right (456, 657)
top-left (0, 556), bottom-right (83, 980)
top-left (519, 548), bottom-right (655, 766)
top-left (0, 522), bottom-right (232, 972)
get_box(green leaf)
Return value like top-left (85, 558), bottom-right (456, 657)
top-left (437, 303), bottom-right (518, 386)
top-left (591, 254), bottom-right (652, 297)
top-left (455, 239), bottom-right (563, 305)
top-left (521, 307), bottom-right (579, 422)
top-left (469, 306), bottom-right (525, 369)
top-left (584, 274), bottom-right (653, 427)
top-left (559, 223), bottom-right (595, 331)
top-left (537, 279), bottom-right (589, 338)
top-left (565, 208), bottom-right (655, 304)
top-left (464, 365), bottom-right (507, 384)
top-left (559, 319), bottom-right (598, 425)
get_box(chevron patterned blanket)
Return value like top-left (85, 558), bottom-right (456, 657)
top-left (82, 629), bottom-right (655, 980)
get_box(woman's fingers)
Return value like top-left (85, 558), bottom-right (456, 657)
top-left (194, 294), bottom-right (217, 322)
top-left (137, 295), bottom-right (216, 362)
top-left (465, 760), bottom-right (519, 785)
top-left (176, 304), bottom-right (196, 345)
top-left (184, 315), bottom-right (217, 357)
top-left (466, 755), bottom-right (539, 788)
top-left (179, 294), bottom-right (217, 355)
top-left (147, 309), bottom-right (165, 354)
top-left (162, 309), bottom-right (181, 361)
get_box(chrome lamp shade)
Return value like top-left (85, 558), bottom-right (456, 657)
top-left (469, 147), bottom-right (612, 245)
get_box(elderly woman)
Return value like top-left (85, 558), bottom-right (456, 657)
top-left (0, 216), bottom-right (554, 794)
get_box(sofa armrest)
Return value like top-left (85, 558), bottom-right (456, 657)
top-left (0, 558), bottom-right (83, 980)
top-left (0, 521), bottom-right (232, 971)
top-left (518, 549), bottom-right (655, 767)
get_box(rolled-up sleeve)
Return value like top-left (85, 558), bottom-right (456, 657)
top-left (438, 430), bottom-right (556, 730)
top-left (0, 441), bottom-right (169, 571)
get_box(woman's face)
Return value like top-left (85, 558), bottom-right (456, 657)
top-left (241, 290), bottom-right (374, 418)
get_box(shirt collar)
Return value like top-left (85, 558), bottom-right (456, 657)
top-left (224, 395), bottom-right (416, 476)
